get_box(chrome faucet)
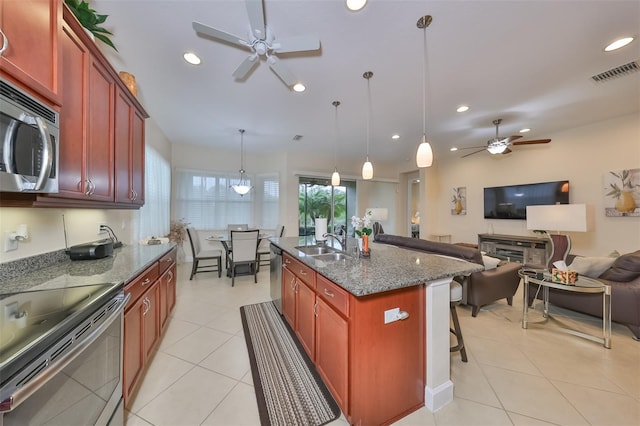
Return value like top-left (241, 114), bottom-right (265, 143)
top-left (323, 231), bottom-right (347, 250)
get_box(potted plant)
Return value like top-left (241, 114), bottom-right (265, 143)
top-left (64, 0), bottom-right (117, 51)
top-left (606, 170), bottom-right (639, 213)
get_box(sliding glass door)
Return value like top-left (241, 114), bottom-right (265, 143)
top-left (298, 177), bottom-right (355, 237)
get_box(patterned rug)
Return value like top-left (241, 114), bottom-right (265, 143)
top-left (240, 302), bottom-right (341, 426)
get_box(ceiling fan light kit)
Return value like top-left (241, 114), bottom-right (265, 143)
top-left (231, 129), bottom-right (253, 196)
top-left (192, 0), bottom-right (320, 89)
top-left (460, 118), bottom-right (551, 158)
top-left (346, 0), bottom-right (368, 12)
top-left (362, 71), bottom-right (374, 180)
top-left (416, 15), bottom-right (434, 168)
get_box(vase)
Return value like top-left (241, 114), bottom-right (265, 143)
top-left (455, 199), bottom-right (463, 214)
top-left (615, 190), bottom-right (637, 213)
top-left (119, 71), bottom-right (138, 97)
top-left (362, 234), bottom-right (370, 255)
top-left (357, 237), bottom-right (363, 252)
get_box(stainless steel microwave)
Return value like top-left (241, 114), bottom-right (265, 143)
top-left (0, 78), bottom-right (59, 193)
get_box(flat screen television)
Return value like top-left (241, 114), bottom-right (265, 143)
top-left (484, 180), bottom-right (569, 220)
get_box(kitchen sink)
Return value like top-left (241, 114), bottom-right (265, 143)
top-left (311, 252), bottom-right (351, 262)
top-left (295, 245), bottom-right (339, 255)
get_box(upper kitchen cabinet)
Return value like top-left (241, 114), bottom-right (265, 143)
top-left (0, 0), bottom-right (62, 105)
top-left (115, 86), bottom-right (145, 206)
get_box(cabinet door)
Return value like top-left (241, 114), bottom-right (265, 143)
top-left (86, 56), bottom-right (114, 201)
top-left (142, 284), bottom-right (160, 359)
top-left (0, 0), bottom-right (61, 104)
top-left (282, 266), bottom-right (297, 328)
top-left (316, 297), bottom-right (349, 413)
top-left (159, 264), bottom-right (176, 330)
top-left (295, 280), bottom-right (316, 360)
top-left (131, 108), bottom-right (145, 205)
top-left (57, 22), bottom-right (88, 198)
top-left (114, 87), bottom-right (133, 203)
top-left (123, 298), bottom-right (144, 404)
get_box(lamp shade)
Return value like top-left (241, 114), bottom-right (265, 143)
top-left (331, 169), bottom-right (341, 186)
top-left (487, 143), bottom-right (508, 154)
top-left (416, 138), bottom-right (433, 168)
top-left (526, 204), bottom-right (588, 232)
top-left (362, 159), bottom-right (373, 180)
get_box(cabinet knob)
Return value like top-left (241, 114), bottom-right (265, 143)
top-left (323, 288), bottom-right (334, 298)
top-left (142, 278), bottom-right (151, 286)
top-left (0, 28), bottom-right (8, 58)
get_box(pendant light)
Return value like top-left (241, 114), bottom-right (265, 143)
top-left (331, 101), bottom-right (341, 186)
top-left (416, 15), bottom-right (434, 168)
top-left (362, 71), bottom-right (374, 180)
top-left (231, 129), bottom-right (252, 196)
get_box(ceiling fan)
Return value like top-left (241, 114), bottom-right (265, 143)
top-left (461, 119), bottom-right (551, 158)
top-left (192, 0), bottom-right (320, 88)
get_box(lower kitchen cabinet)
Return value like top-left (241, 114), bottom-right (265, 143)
top-left (123, 247), bottom-right (176, 406)
top-left (281, 253), bottom-right (425, 425)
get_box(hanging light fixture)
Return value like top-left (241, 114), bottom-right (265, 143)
top-left (231, 129), bottom-right (252, 196)
top-left (416, 15), bottom-right (434, 168)
top-left (362, 71), bottom-right (374, 180)
top-left (331, 100), bottom-right (341, 186)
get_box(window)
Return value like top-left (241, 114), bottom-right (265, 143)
top-left (298, 177), bottom-right (355, 236)
top-left (173, 169), bottom-right (279, 230)
top-left (138, 146), bottom-right (171, 239)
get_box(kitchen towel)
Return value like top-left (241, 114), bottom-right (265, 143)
top-left (315, 218), bottom-right (327, 242)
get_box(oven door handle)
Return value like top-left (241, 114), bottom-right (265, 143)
top-left (0, 292), bottom-right (131, 413)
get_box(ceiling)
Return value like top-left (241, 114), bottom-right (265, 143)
top-left (93, 0), bottom-right (640, 167)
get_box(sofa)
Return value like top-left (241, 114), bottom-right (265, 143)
top-left (527, 250), bottom-right (640, 340)
top-left (374, 234), bottom-right (522, 316)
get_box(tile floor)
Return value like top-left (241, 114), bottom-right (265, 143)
top-left (125, 263), bottom-right (640, 426)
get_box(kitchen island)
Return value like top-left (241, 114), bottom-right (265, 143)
top-left (271, 237), bottom-right (484, 424)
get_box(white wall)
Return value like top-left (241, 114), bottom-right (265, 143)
top-left (422, 113), bottom-right (640, 256)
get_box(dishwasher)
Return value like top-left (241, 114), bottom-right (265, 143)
top-left (270, 243), bottom-right (283, 314)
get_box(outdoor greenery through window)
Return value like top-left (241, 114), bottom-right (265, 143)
top-left (174, 169), bottom-right (279, 230)
top-left (298, 177), bottom-right (356, 237)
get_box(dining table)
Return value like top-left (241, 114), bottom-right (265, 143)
top-left (206, 231), bottom-right (273, 277)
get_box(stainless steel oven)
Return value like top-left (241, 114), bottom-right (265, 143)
top-left (0, 284), bottom-right (129, 426)
top-left (0, 78), bottom-right (59, 193)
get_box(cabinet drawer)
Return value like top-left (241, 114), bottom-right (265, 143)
top-left (283, 253), bottom-right (316, 289)
top-left (159, 247), bottom-right (177, 274)
top-left (317, 274), bottom-right (349, 317)
top-left (125, 263), bottom-right (159, 309)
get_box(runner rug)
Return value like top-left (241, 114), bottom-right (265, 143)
top-left (240, 302), bottom-right (341, 426)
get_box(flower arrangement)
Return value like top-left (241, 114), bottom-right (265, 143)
top-left (351, 210), bottom-right (373, 237)
top-left (168, 218), bottom-right (189, 245)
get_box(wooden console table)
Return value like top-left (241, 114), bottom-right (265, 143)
top-left (478, 233), bottom-right (550, 268)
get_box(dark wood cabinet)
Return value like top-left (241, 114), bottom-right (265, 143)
top-left (142, 283), bottom-right (160, 359)
top-left (123, 293), bottom-right (145, 400)
top-left (115, 87), bottom-right (145, 205)
top-left (0, 0), bottom-right (61, 105)
top-left (295, 278), bottom-right (316, 359)
top-left (282, 263), bottom-right (297, 327)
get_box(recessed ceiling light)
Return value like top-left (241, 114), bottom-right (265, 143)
top-left (346, 0), bottom-right (367, 11)
top-left (519, 128), bottom-right (531, 133)
top-left (604, 36), bottom-right (634, 52)
top-left (456, 105), bottom-right (469, 113)
top-left (183, 52), bottom-right (201, 65)
top-left (450, 147), bottom-right (458, 151)
top-left (293, 83), bottom-right (306, 92)
top-left (391, 134), bottom-right (400, 140)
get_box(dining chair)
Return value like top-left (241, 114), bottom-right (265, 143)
top-left (224, 224), bottom-right (248, 268)
top-left (229, 229), bottom-right (259, 286)
top-left (257, 225), bottom-right (284, 272)
top-left (186, 227), bottom-right (222, 280)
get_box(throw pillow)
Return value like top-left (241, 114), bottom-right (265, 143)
top-left (568, 256), bottom-right (617, 278)
top-left (599, 250), bottom-right (640, 282)
top-left (482, 255), bottom-right (501, 270)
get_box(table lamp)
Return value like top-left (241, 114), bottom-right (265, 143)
top-left (526, 204), bottom-right (587, 271)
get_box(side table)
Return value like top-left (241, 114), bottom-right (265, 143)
top-left (520, 270), bottom-right (611, 348)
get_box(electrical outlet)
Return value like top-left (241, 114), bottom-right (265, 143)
top-left (4, 232), bottom-right (18, 252)
top-left (97, 223), bottom-right (107, 235)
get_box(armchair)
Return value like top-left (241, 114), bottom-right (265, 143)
top-left (463, 262), bottom-right (522, 317)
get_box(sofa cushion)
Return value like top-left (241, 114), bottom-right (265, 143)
top-left (374, 234), bottom-right (483, 265)
top-left (482, 255), bottom-right (502, 270)
top-left (598, 250), bottom-right (640, 282)
top-left (569, 256), bottom-right (617, 278)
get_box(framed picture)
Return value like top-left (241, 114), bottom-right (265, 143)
top-left (604, 168), bottom-right (640, 217)
top-left (451, 187), bottom-right (466, 215)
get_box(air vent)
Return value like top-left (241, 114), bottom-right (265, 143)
top-left (0, 80), bottom-right (58, 125)
top-left (292, 135), bottom-right (303, 141)
top-left (591, 61), bottom-right (639, 83)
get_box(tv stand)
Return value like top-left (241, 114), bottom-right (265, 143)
top-left (478, 234), bottom-right (550, 269)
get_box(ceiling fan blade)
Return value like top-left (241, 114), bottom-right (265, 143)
top-left (232, 54), bottom-right (259, 79)
top-left (267, 55), bottom-right (296, 86)
top-left (272, 34), bottom-right (321, 53)
top-left (193, 21), bottom-right (249, 48)
top-left (461, 149), bottom-right (486, 158)
top-left (512, 139), bottom-right (552, 145)
top-left (504, 135), bottom-right (523, 144)
top-left (245, 0), bottom-right (266, 39)
top-left (458, 145), bottom-right (489, 150)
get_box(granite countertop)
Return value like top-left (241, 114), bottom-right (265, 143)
top-left (271, 237), bottom-right (484, 297)
top-left (0, 243), bottom-right (177, 296)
